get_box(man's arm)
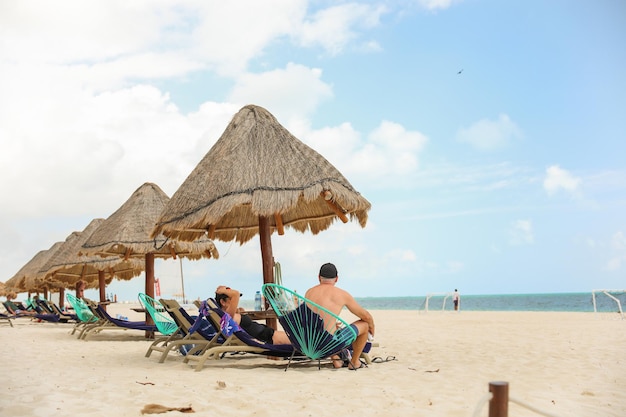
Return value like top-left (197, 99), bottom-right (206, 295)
top-left (344, 293), bottom-right (375, 336)
top-left (215, 286), bottom-right (241, 317)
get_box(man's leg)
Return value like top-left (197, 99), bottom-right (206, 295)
top-left (349, 321), bottom-right (369, 369)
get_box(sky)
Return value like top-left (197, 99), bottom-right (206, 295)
top-left (1, 0), bottom-right (625, 302)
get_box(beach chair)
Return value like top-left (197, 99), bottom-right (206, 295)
top-left (148, 299), bottom-right (222, 363)
top-left (0, 312), bottom-right (14, 327)
top-left (138, 293), bottom-right (182, 359)
top-left (3, 298), bottom-right (59, 323)
top-left (262, 283), bottom-right (362, 370)
top-left (35, 298), bottom-right (77, 323)
top-left (138, 293), bottom-right (179, 335)
top-left (181, 299), bottom-right (296, 371)
top-left (79, 299), bottom-right (158, 340)
top-left (66, 293), bottom-right (101, 337)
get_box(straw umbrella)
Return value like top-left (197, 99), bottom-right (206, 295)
top-left (0, 281), bottom-right (8, 298)
top-left (38, 218), bottom-right (145, 308)
top-left (152, 104), bottom-right (371, 300)
top-left (81, 182), bottom-right (219, 333)
top-left (5, 242), bottom-right (65, 299)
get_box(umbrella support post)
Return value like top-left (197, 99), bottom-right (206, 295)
top-left (259, 216), bottom-right (277, 330)
top-left (145, 253), bottom-right (156, 339)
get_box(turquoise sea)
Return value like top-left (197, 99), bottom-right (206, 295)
top-left (354, 291), bottom-right (626, 313)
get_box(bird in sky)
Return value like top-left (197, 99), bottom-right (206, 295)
top-left (457, 69), bottom-right (463, 74)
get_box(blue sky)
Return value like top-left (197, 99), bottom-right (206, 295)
top-left (1, 0), bottom-right (625, 302)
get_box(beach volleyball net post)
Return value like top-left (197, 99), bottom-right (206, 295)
top-left (592, 289), bottom-right (625, 319)
top-left (421, 292), bottom-right (454, 312)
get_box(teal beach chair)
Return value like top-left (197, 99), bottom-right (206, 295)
top-left (262, 283), bottom-right (357, 370)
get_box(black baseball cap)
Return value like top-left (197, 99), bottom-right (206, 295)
top-left (319, 263), bottom-right (338, 279)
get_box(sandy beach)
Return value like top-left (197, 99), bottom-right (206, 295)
top-left (0, 306), bottom-right (624, 417)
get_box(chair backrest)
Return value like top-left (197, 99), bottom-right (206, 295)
top-left (36, 298), bottom-right (57, 315)
top-left (138, 293), bottom-right (179, 335)
top-left (262, 284), bottom-right (357, 360)
top-left (159, 299), bottom-right (219, 341)
top-left (66, 293), bottom-right (98, 323)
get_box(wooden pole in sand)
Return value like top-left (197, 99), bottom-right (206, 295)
top-left (489, 381), bottom-right (509, 417)
top-left (258, 215), bottom-right (277, 330)
top-left (145, 252), bottom-right (155, 339)
top-left (98, 270), bottom-right (107, 310)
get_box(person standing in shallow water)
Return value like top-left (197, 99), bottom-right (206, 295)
top-left (453, 289), bottom-right (460, 311)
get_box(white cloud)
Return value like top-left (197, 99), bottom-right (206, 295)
top-left (509, 219), bottom-right (534, 245)
top-left (294, 3), bottom-right (387, 55)
top-left (543, 165), bottom-right (581, 196)
top-left (416, 0), bottom-right (459, 11)
top-left (611, 231), bottom-right (626, 251)
top-left (227, 63), bottom-right (334, 121)
top-left (296, 120), bottom-right (428, 188)
top-left (456, 114), bottom-right (522, 151)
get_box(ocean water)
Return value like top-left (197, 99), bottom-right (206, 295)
top-left (354, 291), bottom-right (626, 313)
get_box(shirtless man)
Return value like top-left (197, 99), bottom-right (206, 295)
top-left (305, 263), bottom-right (375, 370)
top-left (214, 285), bottom-right (291, 345)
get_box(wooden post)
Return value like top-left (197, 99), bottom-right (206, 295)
top-left (258, 215), bottom-right (277, 330)
top-left (274, 213), bottom-right (285, 235)
top-left (322, 191), bottom-right (349, 223)
top-left (98, 270), bottom-right (107, 310)
top-left (145, 252), bottom-right (155, 339)
top-left (489, 381), bottom-right (509, 417)
top-left (58, 287), bottom-right (65, 309)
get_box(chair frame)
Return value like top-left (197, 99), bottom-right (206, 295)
top-left (262, 283), bottom-right (358, 370)
top-left (181, 298), bottom-right (295, 371)
top-left (146, 299), bottom-right (222, 363)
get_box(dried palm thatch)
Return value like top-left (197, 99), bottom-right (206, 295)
top-left (38, 219), bottom-right (145, 288)
top-left (152, 104), bottom-right (371, 243)
top-left (82, 183), bottom-right (219, 260)
top-left (0, 281), bottom-right (8, 297)
top-left (5, 242), bottom-right (65, 293)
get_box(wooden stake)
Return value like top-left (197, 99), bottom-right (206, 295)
top-left (321, 191), bottom-right (349, 223)
top-left (145, 252), bottom-right (155, 339)
top-left (98, 270), bottom-right (106, 310)
top-left (489, 381), bottom-right (509, 417)
top-left (274, 213), bottom-right (284, 235)
top-left (258, 216), bottom-right (277, 330)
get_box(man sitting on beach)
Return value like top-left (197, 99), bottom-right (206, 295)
top-left (214, 285), bottom-right (291, 345)
top-left (305, 263), bottom-right (375, 370)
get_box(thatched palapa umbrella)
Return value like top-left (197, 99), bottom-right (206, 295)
top-left (81, 182), bottom-right (219, 332)
top-left (152, 104), bottom-right (371, 298)
top-left (38, 218), bottom-right (145, 308)
top-left (5, 242), bottom-right (65, 298)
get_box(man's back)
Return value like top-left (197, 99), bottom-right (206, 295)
top-left (305, 284), bottom-right (349, 317)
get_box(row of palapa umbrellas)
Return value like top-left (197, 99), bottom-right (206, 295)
top-left (2, 105), bottom-right (372, 316)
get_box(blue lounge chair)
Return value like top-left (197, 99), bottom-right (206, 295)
top-left (79, 299), bottom-right (157, 340)
top-left (148, 298), bottom-right (223, 363)
top-left (181, 299), bottom-right (296, 371)
top-left (35, 298), bottom-right (77, 323)
top-left (0, 312), bottom-right (14, 327)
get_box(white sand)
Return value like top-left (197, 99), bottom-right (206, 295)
top-left (0, 306), bottom-right (624, 417)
